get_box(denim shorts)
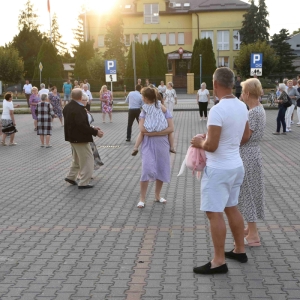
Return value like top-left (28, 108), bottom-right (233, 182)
top-left (64, 94), bottom-right (71, 101)
top-left (200, 166), bottom-right (245, 212)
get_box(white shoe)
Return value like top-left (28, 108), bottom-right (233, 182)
top-left (155, 197), bottom-right (167, 203)
top-left (291, 121), bottom-right (294, 125)
top-left (137, 201), bottom-right (145, 208)
top-left (286, 129), bottom-right (291, 132)
top-left (200, 118), bottom-right (203, 121)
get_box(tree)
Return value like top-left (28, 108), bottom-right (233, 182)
top-left (9, 26), bottom-right (45, 80)
top-left (292, 28), bottom-right (300, 35)
top-left (33, 41), bottom-right (63, 82)
top-left (73, 40), bottom-right (95, 80)
top-left (18, 0), bottom-right (39, 31)
top-left (72, 4), bottom-right (86, 55)
top-left (87, 54), bottom-right (105, 83)
top-left (256, 0), bottom-right (270, 41)
top-left (104, 7), bottom-right (127, 76)
top-left (0, 47), bottom-right (24, 83)
top-left (239, 0), bottom-right (258, 45)
top-left (234, 40), bottom-right (279, 78)
top-left (190, 39), bottom-right (200, 75)
top-left (48, 13), bottom-right (67, 55)
top-left (271, 29), bottom-right (297, 74)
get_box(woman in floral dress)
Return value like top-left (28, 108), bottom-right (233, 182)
top-left (100, 85), bottom-right (113, 123)
top-left (29, 87), bottom-right (41, 131)
top-left (48, 86), bottom-right (63, 126)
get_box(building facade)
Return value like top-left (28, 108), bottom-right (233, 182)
top-left (286, 32), bottom-right (300, 72)
top-left (83, 0), bottom-right (249, 80)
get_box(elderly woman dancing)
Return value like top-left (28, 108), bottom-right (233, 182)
top-left (238, 78), bottom-right (266, 246)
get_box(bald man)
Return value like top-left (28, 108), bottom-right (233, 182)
top-left (63, 88), bottom-right (104, 189)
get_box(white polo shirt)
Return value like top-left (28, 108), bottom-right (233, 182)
top-left (23, 84), bottom-right (32, 94)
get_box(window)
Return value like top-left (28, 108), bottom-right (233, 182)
top-left (151, 33), bottom-right (158, 41)
top-left (142, 33), bottom-right (148, 44)
top-left (169, 33), bottom-right (175, 45)
top-left (218, 57), bottom-right (229, 67)
top-left (98, 35), bottom-right (104, 47)
top-left (160, 33), bottom-right (166, 45)
top-left (184, 3), bottom-right (190, 7)
top-left (168, 60), bottom-right (173, 72)
top-left (125, 5), bottom-right (131, 8)
top-left (217, 31), bottom-right (229, 50)
top-left (144, 4), bottom-right (159, 24)
top-left (178, 33), bottom-right (184, 45)
top-left (233, 30), bottom-right (241, 50)
top-left (125, 35), bottom-right (130, 46)
top-left (201, 31), bottom-right (213, 41)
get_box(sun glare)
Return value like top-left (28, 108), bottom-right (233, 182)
top-left (89, 0), bottom-right (119, 14)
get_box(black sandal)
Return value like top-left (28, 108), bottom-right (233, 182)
top-left (132, 149), bottom-right (139, 156)
top-left (193, 262), bottom-right (228, 275)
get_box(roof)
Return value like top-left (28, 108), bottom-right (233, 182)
top-left (81, 0), bottom-right (250, 17)
top-left (63, 63), bottom-right (74, 71)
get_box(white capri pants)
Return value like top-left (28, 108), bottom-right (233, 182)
top-left (165, 102), bottom-right (174, 115)
top-left (285, 104), bottom-right (295, 128)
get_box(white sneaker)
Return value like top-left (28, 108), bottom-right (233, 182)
top-left (200, 118), bottom-right (203, 121)
top-left (291, 121), bottom-right (294, 125)
top-left (297, 123), bottom-right (300, 125)
top-left (286, 129), bottom-right (291, 132)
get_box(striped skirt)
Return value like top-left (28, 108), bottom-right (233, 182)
top-left (1, 119), bottom-right (17, 136)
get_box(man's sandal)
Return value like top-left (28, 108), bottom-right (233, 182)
top-left (155, 198), bottom-right (167, 203)
top-left (132, 148), bottom-right (139, 156)
top-left (137, 201), bottom-right (145, 208)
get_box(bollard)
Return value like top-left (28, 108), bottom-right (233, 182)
top-left (124, 85), bottom-right (127, 100)
top-left (15, 86), bottom-right (18, 100)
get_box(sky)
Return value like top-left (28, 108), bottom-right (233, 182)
top-left (0, 0), bottom-right (299, 52)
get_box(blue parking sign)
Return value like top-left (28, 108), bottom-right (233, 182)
top-left (105, 60), bottom-right (117, 75)
top-left (250, 53), bottom-right (263, 76)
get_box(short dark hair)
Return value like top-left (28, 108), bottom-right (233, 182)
top-left (51, 86), bottom-right (57, 91)
top-left (135, 84), bottom-right (142, 92)
top-left (4, 92), bottom-right (12, 101)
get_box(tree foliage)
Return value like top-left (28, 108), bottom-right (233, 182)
top-left (234, 40), bottom-right (279, 78)
top-left (104, 7), bottom-right (127, 76)
top-left (72, 4), bottom-right (86, 56)
top-left (73, 40), bottom-right (95, 80)
top-left (18, 0), bottom-right (39, 31)
top-left (48, 13), bottom-right (67, 55)
top-left (87, 54), bottom-right (105, 83)
top-left (0, 47), bottom-right (24, 83)
top-left (33, 41), bottom-right (63, 82)
top-left (271, 29), bottom-right (297, 74)
top-left (240, 0), bottom-right (269, 45)
top-left (292, 28), bottom-right (300, 35)
top-left (9, 26), bottom-right (45, 80)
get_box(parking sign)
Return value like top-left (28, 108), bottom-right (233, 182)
top-left (105, 60), bottom-right (117, 75)
top-left (250, 53), bottom-right (263, 76)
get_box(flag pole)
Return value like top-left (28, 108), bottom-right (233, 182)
top-left (48, 0), bottom-right (52, 43)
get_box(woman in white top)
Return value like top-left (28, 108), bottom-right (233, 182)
top-left (1, 92), bottom-right (20, 146)
top-left (164, 82), bottom-right (177, 115)
top-left (197, 82), bottom-right (210, 121)
top-left (158, 81), bottom-right (167, 99)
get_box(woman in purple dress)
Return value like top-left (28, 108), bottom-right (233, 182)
top-left (29, 87), bottom-right (41, 131)
top-left (137, 87), bottom-right (174, 208)
top-left (48, 86), bottom-right (63, 126)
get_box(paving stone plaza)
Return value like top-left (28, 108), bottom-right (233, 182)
top-left (0, 109), bottom-right (300, 300)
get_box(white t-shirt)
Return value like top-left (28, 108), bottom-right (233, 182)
top-left (82, 90), bottom-right (93, 102)
top-left (198, 89), bottom-right (210, 102)
top-left (205, 97), bottom-right (249, 170)
top-left (2, 100), bottom-right (14, 120)
top-left (38, 89), bottom-right (49, 97)
top-left (23, 84), bottom-right (32, 94)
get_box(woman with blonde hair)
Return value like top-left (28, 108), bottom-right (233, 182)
top-left (238, 78), bottom-right (266, 247)
top-left (100, 85), bottom-right (113, 123)
top-left (74, 80), bottom-right (80, 88)
top-left (29, 87), bottom-right (41, 131)
top-left (197, 82), bottom-right (210, 120)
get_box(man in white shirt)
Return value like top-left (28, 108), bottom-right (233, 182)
top-left (38, 83), bottom-right (49, 97)
top-left (82, 84), bottom-right (93, 111)
top-left (84, 79), bottom-right (90, 91)
top-left (191, 67), bottom-right (250, 275)
top-left (23, 80), bottom-right (32, 107)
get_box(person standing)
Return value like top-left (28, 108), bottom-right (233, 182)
top-left (273, 84), bottom-right (289, 135)
top-left (35, 94), bottom-right (56, 148)
top-left (164, 82), bottom-right (177, 115)
top-left (125, 84), bottom-right (143, 142)
top-left (82, 84), bottom-right (93, 112)
top-left (49, 86), bottom-right (63, 126)
top-left (145, 79), bottom-right (150, 87)
top-left (100, 85), bottom-right (113, 123)
top-left (235, 76), bottom-right (242, 99)
top-left (297, 80), bottom-right (300, 127)
top-left (158, 81), bottom-right (167, 99)
top-left (285, 80), bottom-right (299, 131)
top-left (63, 89), bottom-right (104, 189)
top-left (84, 79), bottom-right (90, 91)
top-left (63, 79), bottom-right (72, 107)
top-left (197, 82), bottom-right (210, 121)
top-left (136, 87), bottom-right (174, 208)
top-left (1, 92), bottom-right (19, 146)
top-left (74, 81), bottom-right (80, 88)
top-left (23, 80), bottom-right (32, 108)
top-left (38, 83), bottom-right (49, 97)
top-left (238, 78), bottom-right (266, 247)
top-left (191, 67), bottom-right (250, 275)
top-left (29, 87), bottom-right (41, 131)
top-left (137, 78), bottom-right (142, 85)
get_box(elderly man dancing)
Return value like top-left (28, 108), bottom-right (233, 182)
top-left (191, 67), bottom-right (250, 274)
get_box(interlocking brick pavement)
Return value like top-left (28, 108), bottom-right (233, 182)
top-left (0, 110), bottom-right (300, 300)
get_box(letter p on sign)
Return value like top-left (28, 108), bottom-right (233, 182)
top-left (108, 61), bottom-right (114, 70)
top-left (254, 55), bottom-right (260, 64)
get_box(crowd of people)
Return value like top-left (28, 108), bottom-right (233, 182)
top-left (1, 70), bottom-right (300, 276)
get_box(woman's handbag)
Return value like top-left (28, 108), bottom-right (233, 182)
top-left (283, 95), bottom-right (292, 108)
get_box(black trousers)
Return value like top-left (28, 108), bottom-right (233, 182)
top-left (127, 109), bottom-right (141, 140)
top-left (198, 102), bottom-right (208, 118)
top-left (236, 92), bottom-right (241, 99)
top-left (86, 103), bottom-right (91, 112)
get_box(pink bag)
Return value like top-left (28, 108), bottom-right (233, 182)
top-left (178, 134), bottom-right (206, 179)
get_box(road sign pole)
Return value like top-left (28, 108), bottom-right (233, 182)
top-left (111, 81), bottom-right (113, 95)
top-left (200, 54), bottom-right (202, 87)
top-left (132, 41), bottom-right (136, 86)
top-left (40, 69), bottom-right (41, 86)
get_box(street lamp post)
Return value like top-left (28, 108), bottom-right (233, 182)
top-left (199, 54), bottom-right (202, 88)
